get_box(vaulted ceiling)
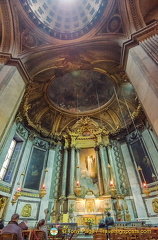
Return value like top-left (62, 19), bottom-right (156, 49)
top-left (0, 0), bottom-right (157, 140)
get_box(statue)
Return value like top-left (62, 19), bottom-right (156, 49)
top-left (85, 156), bottom-right (94, 172)
top-left (79, 171), bottom-right (99, 197)
top-left (0, 197), bottom-right (6, 210)
top-left (0, 197), bottom-right (6, 219)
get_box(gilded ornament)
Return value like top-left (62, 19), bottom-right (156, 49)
top-left (21, 204), bottom-right (32, 217)
top-left (74, 186), bottom-right (82, 197)
top-left (14, 191), bottom-right (21, 199)
top-left (39, 188), bottom-right (47, 198)
top-left (142, 187), bottom-right (150, 197)
top-left (0, 197), bottom-right (6, 210)
top-left (125, 211), bottom-right (131, 221)
top-left (152, 198), bottom-right (158, 213)
top-left (11, 198), bottom-right (17, 206)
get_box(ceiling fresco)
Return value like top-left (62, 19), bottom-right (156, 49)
top-left (47, 70), bottom-right (114, 113)
top-left (21, 67), bottom-right (143, 138)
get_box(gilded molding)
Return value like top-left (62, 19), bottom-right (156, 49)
top-left (0, 184), bottom-right (11, 193)
top-left (20, 191), bottom-right (39, 198)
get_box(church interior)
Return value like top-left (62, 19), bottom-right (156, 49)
top-left (0, 0), bottom-right (158, 235)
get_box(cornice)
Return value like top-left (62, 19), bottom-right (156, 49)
top-left (0, 52), bottom-right (30, 84)
top-left (128, 0), bottom-right (145, 31)
top-left (121, 21), bottom-right (158, 68)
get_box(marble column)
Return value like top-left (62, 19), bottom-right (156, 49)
top-left (76, 148), bottom-right (80, 184)
top-left (99, 144), bottom-right (110, 194)
top-left (0, 65), bottom-right (25, 150)
top-left (69, 146), bottom-right (75, 196)
top-left (95, 146), bottom-right (104, 195)
top-left (61, 147), bottom-right (68, 198)
top-left (122, 21), bottom-right (158, 135)
top-left (53, 145), bottom-right (62, 199)
top-left (103, 145), bottom-right (110, 188)
top-left (121, 142), bottom-right (147, 218)
top-left (107, 145), bottom-right (117, 187)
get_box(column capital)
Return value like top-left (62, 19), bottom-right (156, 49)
top-left (71, 145), bottom-right (76, 149)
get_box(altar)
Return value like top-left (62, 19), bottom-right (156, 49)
top-left (76, 214), bottom-right (103, 226)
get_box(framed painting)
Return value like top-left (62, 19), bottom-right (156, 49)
top-left (24, 147), bottom-right (46, 190)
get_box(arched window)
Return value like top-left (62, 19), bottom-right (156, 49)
top-left (0, 139), bottom-right (16, 180)
top-left (0, 136), bottom-right (23, 183)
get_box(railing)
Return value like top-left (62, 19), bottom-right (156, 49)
top-left (93, 227), bottom-right (158, 240)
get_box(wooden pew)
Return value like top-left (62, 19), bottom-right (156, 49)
top-left (0, 233), bottom-right (17, 240)
top-left (32, 230), bottom-right (46, 240)
top-left (22, 230), bottom-right (32, 240)
top-left (93, 232), bottom-right (107, 240)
